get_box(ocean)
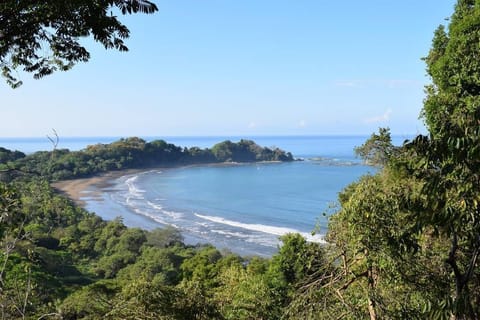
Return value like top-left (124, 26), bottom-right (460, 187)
top-left (1, 135), bottom-right (411, 257)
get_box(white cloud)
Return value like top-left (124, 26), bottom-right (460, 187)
top-left (334, 79), bottom-right (421, 89)
top-left (248, 121), bottom-right (257, 128)
top-left (363, 108), bottom-right (392, 124)
top-left (297, 120), bottom-right (307, 128)
top-left (334, 81), bottom-right (362, 88)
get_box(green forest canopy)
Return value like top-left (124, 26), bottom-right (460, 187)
top-left (0, 0), bottom-right (158, 88)
top-left (2, 0), bottom-right (480, 319)
top-left (0, 137), bottom-right (294, 181)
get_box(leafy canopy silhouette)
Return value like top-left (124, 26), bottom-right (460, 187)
top-left (0, 0), bottom-right (158, 88)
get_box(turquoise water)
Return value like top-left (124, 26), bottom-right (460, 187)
top-left (1, 135), bottom-right (411, 256)
top-left (78, 136), bottom-right (392, 256)
top-left (104, 161), bottom-right (370, 256)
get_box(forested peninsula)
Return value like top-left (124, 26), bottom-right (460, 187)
top-left (3, 1), bottom-right (480, 319)
top-left (0, 138), bottom-right (305, 319)
top-left (0, 137), bottom-right (294, 182)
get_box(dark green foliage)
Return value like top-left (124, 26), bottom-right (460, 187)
top-left (1, 254), bottom-right (60, 318)
top-left (272, 233), bottom-right (321, 285)
top-left (59, 280), bottom-right (120, 319)
top-left (354, 127), bottom-right (399, 166)
top-left (0, 176), bottom-right (305, 319)
top-left (92, 220), bottom-right (147, 278)
top-left (117, 246), bottom-right (185, 285)
top-left (211, 139), bottom-right (294, 162)
top-left (0, 138), bottom-right (294, 318)
top-left (401, 1), bottom-right (480, 317)
top-left (0, 0), bottom-right (158, 88)
top-left (7, 3), bottom-right (480, 318)
top-left (0, 182), bottom-right (22, 239)
top-left (146, 226), bottom-right (184, 248)
top-left (296, 2), bottom-right (480, 319)
top-left (187, 146), bottom-right (217, 163)
top-left (0, 148), bottom-right (27, 182)
top-left (105, 278), bottom-right (181, 319)
top-left (5, 137), bottom-right (293, 181)
top-left (180, 245), bottom-right (223, 286)
top-left (0, 147), bottom-right (25, 164)
top-left (0, 179), bottom-right (100, 318)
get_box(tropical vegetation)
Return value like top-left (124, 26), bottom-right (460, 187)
top-left (0, 138), bottom-right (294, 181)
top-left (2, 0), bottom-right (480, 319)
top-left (0, 0), bottom-right (158, 88)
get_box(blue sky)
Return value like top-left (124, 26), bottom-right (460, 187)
top-left (1, 1), bottom-right (456, 137)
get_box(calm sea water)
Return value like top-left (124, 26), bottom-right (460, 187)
top-left (0, 135), bottom-right (411, 257)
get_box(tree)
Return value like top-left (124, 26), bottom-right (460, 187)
top-left (296, 3), bottom-right (480, 316)
top-left (354, 128), bottom-right (398, 167)
top-left (146, 227), bottom-right (184, 248)
top-left (214, 264), bottom-right (280, 319)
top-left (0, 148), bottom-right (25, 165)
top-left (272, 233), bottom-right (325, 285)
top-left (106, 278), bottom-right (179, 320)
top-left (400, 1), bottom-right (480, 317)
top-left (324, 172), bottom-right (447, 320)
top-left (59, 280), bottom-right (120, 319)
top-left (0, 0), bottom-right (158, 88)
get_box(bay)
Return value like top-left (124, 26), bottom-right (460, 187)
top-left (1, 135), bottom-right (411, 256)
top-left (79, 135), bottom-right (393, 257)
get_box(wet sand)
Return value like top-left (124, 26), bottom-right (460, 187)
top-left (51, 162), bottom-right (281, 207)
top-left (51, 169), bottom-right (142, 206)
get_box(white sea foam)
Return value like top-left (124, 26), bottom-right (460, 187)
top-left (210, 229), bottom-right (280, 247)
top-left (195, 213), bottom-right (295, 235)
top-left (194, 213), bottom-right (325, 244)
top-left (163, 209), bottom-right (184, 219)
top-left (211, 229), bottom-right (280, 246)
top-left (145, 201), bottom-right (184, 219)
top-left (147, 201), bottom-right (163, 210)
top-left (210, 229), bottom-right (250, 238)
top-left (130, 206), bottom-right (180, 229)
top-left (195, 221), bottom-right (211, 228)
top-left (125, 175), bottom-right (146, 198)
top-left (125, 196), bottom-right (143, 207)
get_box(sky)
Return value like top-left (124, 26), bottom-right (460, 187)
top-left (1, 0), bottom-right (456, 137)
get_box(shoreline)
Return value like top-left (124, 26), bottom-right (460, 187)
top-left (50, 160), bottom-right (331, 257)
top-left (51, 161), bottom-right (286, 207)
top-left (51, 168), bottom-right (143, 206)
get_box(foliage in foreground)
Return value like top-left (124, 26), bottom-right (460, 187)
top-left (0, 177), bottom-right (325, 319)
top-left (0, 0), bottom-right (158, 88)
top-left (2, 1), bottom-right (480, 319)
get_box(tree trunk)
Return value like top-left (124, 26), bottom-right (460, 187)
top-left (366, 250), bottom-right (377, 320)
top-left (367, 296), bottom-right (377, 320)
top-left (367, 267), bottom-right (377, 320)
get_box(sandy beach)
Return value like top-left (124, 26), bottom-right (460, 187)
top-left (51, 163), bottom-right (238, 206)
top-left (52, 169), bottom-right (141, 206)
